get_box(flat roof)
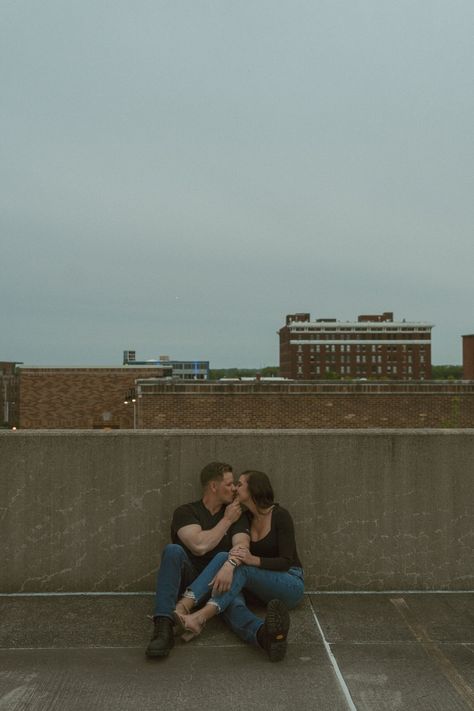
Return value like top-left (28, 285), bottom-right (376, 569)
top-left (288, 321), bottom-right (434, 328)
top-left (17, 364), bottom-right (173, 370)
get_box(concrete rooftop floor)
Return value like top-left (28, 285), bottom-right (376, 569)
top-left (1, 593), bottom-right (473, 711)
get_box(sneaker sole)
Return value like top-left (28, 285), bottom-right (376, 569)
top-left (265, 599), bottom-right (290, 662)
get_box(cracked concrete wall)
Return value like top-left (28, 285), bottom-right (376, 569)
top-left (1, 430), bottom-right (473, 592)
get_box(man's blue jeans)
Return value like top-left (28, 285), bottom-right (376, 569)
top-left (185, 551), bottom-right (305, 646)
top-left (153, 544), bottom-right (200, 620)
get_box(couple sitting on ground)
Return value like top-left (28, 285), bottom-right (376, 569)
top-left (146, 461), bottom-right (304, 662)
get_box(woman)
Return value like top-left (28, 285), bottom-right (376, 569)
top-left (175, 470), bottom-right (304, 661)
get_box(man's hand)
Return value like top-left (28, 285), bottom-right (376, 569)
top-left (209, 562), bottom-right (234, 594)
top-left (230, 545), bottom-right (258, 566)
top-left (223, 498), bottom-right (242, 525)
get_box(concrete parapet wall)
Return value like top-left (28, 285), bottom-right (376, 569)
top-left (1, 430), bottom-right (473, 592)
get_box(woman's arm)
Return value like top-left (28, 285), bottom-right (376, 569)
top-left (259, 509), bottom-right (296, 570)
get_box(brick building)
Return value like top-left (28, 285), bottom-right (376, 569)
top-left (8, 371), bottom-right (474, 430)
top-left (16, 365), bottom-right (171, 429)
top-left (137, 380), bottom-right (474, 429)
top-left (279, 312), bottom-right (433, 380)
top-left (463, 335), bottom-right (474, 380)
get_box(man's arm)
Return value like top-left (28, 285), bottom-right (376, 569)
top-left (208, 531), bottom-right (251, 594)
top-left (176, 499), bottom-right (242, 556)
top-left (231, 532), bottom-right (250, 550)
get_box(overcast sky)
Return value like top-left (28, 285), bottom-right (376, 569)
top-left (1, 1), bottom-right (473, 368)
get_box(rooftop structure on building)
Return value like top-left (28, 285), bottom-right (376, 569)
top-left (279, 311), bottom-right (434, 380)
top-left (123, 350), bottom-right (209, 380)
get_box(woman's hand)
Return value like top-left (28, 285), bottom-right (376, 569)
top-left (229, 545), bottom-right (260, 566)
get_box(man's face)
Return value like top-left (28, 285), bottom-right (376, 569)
top-left (215, 471), bottom-right (236, 504)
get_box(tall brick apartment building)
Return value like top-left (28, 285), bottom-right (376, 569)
top-left (279, 312), bottom-right (433, 380)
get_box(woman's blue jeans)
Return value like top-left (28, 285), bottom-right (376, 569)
top-left (186, 551), bottom-right (304, 646)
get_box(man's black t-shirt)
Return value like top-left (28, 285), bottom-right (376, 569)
top-left (171, 500), bottom-right (249, 573)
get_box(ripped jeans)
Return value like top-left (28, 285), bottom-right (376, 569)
top-left (185, 551), bottom-right (304, 646)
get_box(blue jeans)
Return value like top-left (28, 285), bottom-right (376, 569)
top-left (186, 551), bottom-right (305, 646)
top-left (153, 544), bottom-right (200, 620)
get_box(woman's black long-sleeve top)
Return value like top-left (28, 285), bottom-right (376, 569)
top-left (247, 504), bottom-right (303, 572)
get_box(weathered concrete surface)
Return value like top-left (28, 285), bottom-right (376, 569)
top-left (311, 593), bottom-right (474, 711)
top-left (0, 594), bottom-right (473, 711)
top-left (1, 430), bottom-right (474, 592)
top-left (0, 595), bottom-right (348, 711)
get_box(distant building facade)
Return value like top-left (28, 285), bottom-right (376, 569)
top-left (0, 361), bottom-right (21, 427)
top-left (136, 380), bottom-right (474, 429)
top-left (463, 335), bottom-right (474, 380)
top-left (16, 365), bottom-right (171, 429)
top-left (7, 367), bottom-right (474, 430)
top-left (123, 350), bottom-right (209, 380)
top-left (279, 312), bottom-right (433, 380)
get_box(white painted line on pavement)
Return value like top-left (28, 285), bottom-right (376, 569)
top-left (305, 590), bottom-right (472, 595)
top-left (308, 596), bottom-right (358, 711)
top-left (0, 592), bottom-right (154, 597)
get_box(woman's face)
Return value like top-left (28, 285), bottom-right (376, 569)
top-left (236, 475), bottom-right (250, 504)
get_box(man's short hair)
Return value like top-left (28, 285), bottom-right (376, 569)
top-left (200, 461), bottom-right (233, 488)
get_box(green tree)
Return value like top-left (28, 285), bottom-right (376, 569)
top-left (431, 365), bottom-right (462, 380)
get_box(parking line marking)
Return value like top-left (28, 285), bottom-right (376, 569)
top-left (391, 597), bottom-right (474, 710)
top-left (308, 597), bottom-right (358, 711)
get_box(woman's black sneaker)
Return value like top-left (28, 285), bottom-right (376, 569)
top-left (258, 599), bottom-right (290, 662)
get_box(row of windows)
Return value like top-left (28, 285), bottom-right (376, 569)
top-left (292, 335), bottom-right (429, 343)
top-left (299, 354), bottom-right (425, 363)
top-left (297, 344), bottom-right (426, 354)
top-left (297, 365), bottom-right (424, 376)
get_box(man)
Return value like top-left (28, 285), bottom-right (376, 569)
top-left (146, 461), bottom-right (249, 658)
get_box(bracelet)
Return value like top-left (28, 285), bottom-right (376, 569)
top-left (227, 557), bottom-right (238, 568)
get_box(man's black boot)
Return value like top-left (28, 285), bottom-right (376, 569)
top-left (146, 616), bottom-right (175, 658)
top-left (257, 599), bottom-right (290, 662)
